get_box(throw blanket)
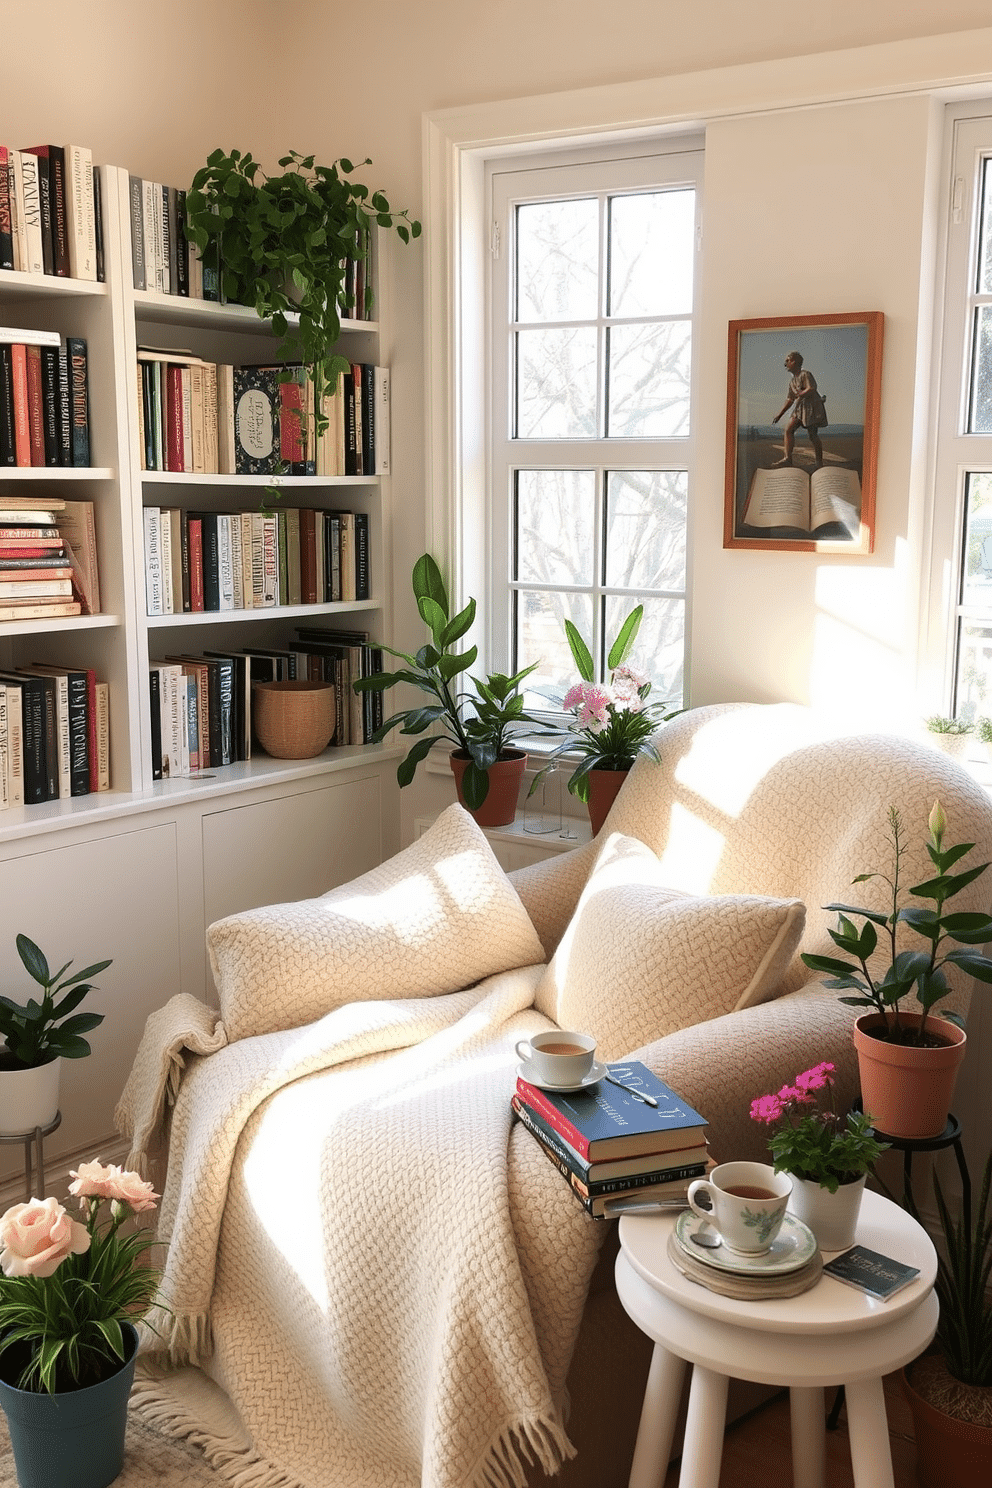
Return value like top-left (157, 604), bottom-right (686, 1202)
top-left (117, 971), bottom-right (606, 1488)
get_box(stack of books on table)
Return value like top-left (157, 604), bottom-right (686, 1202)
top-left (512, 1060), bottom-right (709, 1218)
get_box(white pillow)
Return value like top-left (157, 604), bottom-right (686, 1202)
top-left (209, 803), bottom-right (545, 1041)
top-left (534, 832), bottom-right (805, 1059)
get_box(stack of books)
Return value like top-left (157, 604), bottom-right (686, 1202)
top-left (0, 660), bottom-right (110, 806)
top-left (1, 328), bottom-right (90, 470)
top-left (0, 495), bottom-right (82, 620)
top-left (0, 144), bottom-right (103, 281)
top-left (512, 1060), bottom-right (709, 1217)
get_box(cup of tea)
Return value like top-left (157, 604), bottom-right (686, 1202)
top-left (515, 1030), bottom-right (596, 1086)
top-left (686, 1161), bottom-right (792, 1255)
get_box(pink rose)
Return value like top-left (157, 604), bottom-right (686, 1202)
top-left (69, 1161), bottom-right (158, 1213)
top-left (0, 1196), bottom-right (90, 1278)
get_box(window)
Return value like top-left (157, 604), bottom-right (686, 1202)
top-left (932, 111), bottom-right (992, 721)
top-left (487, 143), bottom-right (701, 711)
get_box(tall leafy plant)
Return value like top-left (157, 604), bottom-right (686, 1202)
top-left (185, 149), bottom-right (420, 432)
top-left (0, 935), bottom-right (110, 1069)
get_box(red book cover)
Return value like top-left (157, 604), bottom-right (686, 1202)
top-left (165, 365), bottom-right (184, 472)
top-left (10, 344), bottom-right (31, 466)
top-left (0, 566), bottom-right (72, 581)
top-left (299, 507), bottom-right (317, 604)
top-left (25, 345), bottom-right (46, 466)
top-left (0, 540), bottom-right (65, 553)
top-left (280, 376), bottom-right (305, 468)
top-left (188, 517), bottom-right (204, 612)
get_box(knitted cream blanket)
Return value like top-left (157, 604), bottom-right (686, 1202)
top-left (117, 971), bottom-right (605, 1488)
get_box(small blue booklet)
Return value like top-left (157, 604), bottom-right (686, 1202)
top-left (822, 1244), bottom-right (920, 1300)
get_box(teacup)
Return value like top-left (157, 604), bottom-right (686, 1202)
top-left (686, 1161), bottom-right (792, 1255)
top-left (515, 1030), bottom-right (596, 1087)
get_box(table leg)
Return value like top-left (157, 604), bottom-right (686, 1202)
top-left (628, 1343), bottom-right (688, 1488)
top-left (790, 1386), bottom-right (825, 1488)
top-left (845, 1377), bottom-right (895, 1488)
top-left (678, 1365), bottom-right (729, 1488)
top-left (34, 1127), bottom-right (44, 1197)
top-left (23, 1136), bottom-right (32, 1203)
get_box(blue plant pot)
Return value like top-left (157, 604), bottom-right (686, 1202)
top-left (0, 1322), bottom-right (138, 1488)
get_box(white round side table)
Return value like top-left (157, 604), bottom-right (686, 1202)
top-left (616, 1189), bottom-right (938, 1488)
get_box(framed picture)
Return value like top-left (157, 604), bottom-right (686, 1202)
top-left (724, 311), bottom-right (884, 553)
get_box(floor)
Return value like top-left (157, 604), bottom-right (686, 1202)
top-left (662, 1372), bottom-right (918, 1487)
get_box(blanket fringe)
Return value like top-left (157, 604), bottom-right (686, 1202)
top-left (139, 1306), bottom-right (213, 1367)
top-left (474, 1412), bottom-right (575, 1488)
top-left (131, 1377), bottom-right (308, 1488)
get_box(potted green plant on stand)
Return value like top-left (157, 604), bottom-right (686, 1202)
top-left (901, 1148), bottom-right (992, 1484)
top-left (0, 1160), bottom-right (161, 1488)
top-left (185, 149), bottom-right (420, 434)
top-left (749, 1060), bottom-right (889, 1250)
top-left (800, 801), bottom-right (992, 1139)
top-left (354, 554), bottom-right (554, 827)
top-left (0, 936), bottom-right (110, 1137)
top-left (529, 607), bottom-right (680, 835)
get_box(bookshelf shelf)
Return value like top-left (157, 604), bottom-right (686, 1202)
top-left (131, 289), bottom-right (377, 339)
top-left (0, 613), bottom-right (120, 639)
top-left (0, 467), bottom-right (115, 482)
top-left (0, 268), bottom-right (109, 299)
top-left (145, 599), bottom-right (379, 629)
top-left (140, 471), bottom-right (379, 488)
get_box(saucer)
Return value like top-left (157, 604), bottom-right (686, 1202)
top-left (516, 1060), bottom-right (608, 1093)
top-left (674, 1209), bottom-right (818, 1276)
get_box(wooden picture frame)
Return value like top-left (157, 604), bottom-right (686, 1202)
top-left (724, 311), bottom-right (883, 553)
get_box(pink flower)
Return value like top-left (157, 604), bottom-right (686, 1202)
top-left (0, 1196), bottom-right (90, 1278)
top-left (562, 683), bottom-right (587, 711)
top-left (69, 1161), bottom-right (159, 1213)
top-left (749, 1094), bottom-right (783, 1124)
top-left (564, 681), bottom-right (613, 732)
top-left (795, 1062), bottom-right (835, 1093)
top-left (612, 665), bottom-right (648, 706)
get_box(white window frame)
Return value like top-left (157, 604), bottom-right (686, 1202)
top-left (485, 141), bottom-right (702, 704)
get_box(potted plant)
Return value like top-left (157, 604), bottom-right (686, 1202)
top-left (0, 936), bottom-right (111, 1137)
top-left (354, 554), bottom-right (553, 827)
top-left (0, 1160), bottom-right (160, 1488)
top-left (749, 1061), bottom-right (889, 1249)
top-left (800, 801), bottom-right (992, 1138)
top-left (185, 148), bottom-right (421, 433)
top-left (901, 1148), bottom-right (992, 1484)
top-left (977, 717), bottom-right (992, 764)
top-left (925, 715), bottom-right (974, 759)
top-left (529, 607), bottom-right (680, 834)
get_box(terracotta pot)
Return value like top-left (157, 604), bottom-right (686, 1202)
top-left (0, 1055), bottom-right (61, 1136)
top-left (586, 767), bottom-right (630, 836)
top-left (902, 1356), bottom-right (992, 1487)
top-left (853, 1012), bottom-right (967, 1140)
top-left (449, 749), bottom-right (527, 828)
top-left (787, 1173), bottom-right (866, 1252)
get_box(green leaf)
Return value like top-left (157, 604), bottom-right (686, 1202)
top-left (436, 648), bottom-right (477, 680)
top-left (417, 595), bottom-right (449, 644)
top-left (396, 736), bottom-right (437, 787)
top-left (54, 1035), bottom-right (93, 1059)
top-left (399, 707), bottom-right (447, 735)
top-left (441, 599), bottom-right (476, 647)
top-left (16, 934), bottom-right (50, 987)
top-left (944, 949), bottom-right (992, 982)
top-left (800, 952), bottom-right (864, 977)
top-left (940, 911), bottom-right (992, 944)
top-left (56, 1012), bottom-right (105, 1037)
top-left (607, 605), bottom-right (643, 670)
top-left (822, 902), bottom-right (890, 927)
top-left (58, 959), bottom-right (112, 987)
top-left (412, 553), bottom-right (448, 617)
top-left (460, 760), bottom-right (491, 809)
top-left (564, 620), bottom-right (594, 682)
top-left (910, 863), bottom-right (990, 900)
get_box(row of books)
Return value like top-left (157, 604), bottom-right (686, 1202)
top-left (0, 328), bottom-right (90, 468)
top-left (0, 144), bottom-right (103, 281)
top-left (137, 353), bottom-right (388, 478)
top-left (143, 506), bottom-right (370, 616)
top-left (127, 174), bottom-right (372, 318)
top-left (149, 630), bottom-right (383, 776)
top-left (0, 496), bottom-right (99, 620)
top-left (0, 661), bottom-right (109, 807)
top-left (512, 1061), bottom-right (709, 1218)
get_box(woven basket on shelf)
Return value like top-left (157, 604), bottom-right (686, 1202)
top-left (253, 681), bottom-right (335, 759)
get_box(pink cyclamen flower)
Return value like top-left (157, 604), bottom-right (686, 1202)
top-left (0, 1196), bottom-right (90, 1278)
top-left (794, 1062), bottom-right (835, 1093)
top-left (69, 1161), bottom-right (159, 1213)
top-left (750, 1094), bottom-right (783, 1124)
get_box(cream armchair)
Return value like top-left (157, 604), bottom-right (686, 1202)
top-left (118, 703), bottom-right (992, 1488)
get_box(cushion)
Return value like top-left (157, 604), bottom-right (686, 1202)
top-left (534, 832), bottom-right (805, 1059)
top-left (209, 803), bottom-right (545, 1041)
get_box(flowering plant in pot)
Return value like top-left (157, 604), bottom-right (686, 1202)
top-left (0, 935), bottom-right (111, 1136)
top-left (0, 1161), bottom-right (161, 1488)
top-left (750, 1061), bottom-right (888, 1249)
top-left (354, 554), bottom-right (553, 821)
top-left (528, 606), bottom-right (679, 830)
top-left (901, 1147), bottom-right (992, 1483)
top-left (799, 802), bottom-right (992, 1137)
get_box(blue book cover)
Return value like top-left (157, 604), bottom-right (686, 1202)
top-left (517, 1060), bottom-right (707, 1161)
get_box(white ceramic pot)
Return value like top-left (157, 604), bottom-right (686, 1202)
top-left (786, 1173), bottom-right (866, 1252)
top-left (0, 1057), bottom-right (61, 1136)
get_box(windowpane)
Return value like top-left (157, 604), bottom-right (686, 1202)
top-left (978, 158), bottom-right (992, 295)
top-left (607, 321), bottom-right (692, 437)
top-left (969, 306), bottom-right (992, 433)
top-left (516, 326), bottom-right (598, 438)
top-left (516, 198), bottom-right (599, 323)
top-left (515, 470), bottom-right (596, 586)
top-left (605, 594), bottom-right (684, 707)
top-left (609, 190), bottom-right (694, 317)
top-left (606, 471), bottom-right (687, 590)
top-left (955, 619), bottom-right (992, 720)
top-left (515, 589), bottom-right (594, 702)
top-left (959, 472), bottom-right (992, 606)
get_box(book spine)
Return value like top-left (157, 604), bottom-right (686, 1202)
top-left (143, 507), bottom-right (162, 615)
top-left (0, 148), bottom-right (13, 270)
top-left (20, 679), bottom-right (48, 803)
top-left (17, 152), bottom-right (44, 275)
top-left (25, 344), bottom-right (45, 466)
top-left (262, 514), bottom-right (278, 606)
top-left (0, 345), bottom-right (14, 465)
top-left (174, 188), bottom-right (189, 296)
top-left (9, 150), bottom-right (25, 271)
top-left (147, 667), bottom-right (162, 781)
top-left (516, 1080), bottom-right (594, 1158)
top-left (361, 362), bottom-right (375, 474)
top-left (40, 345), bottom-right (60, 466)
top-left (82, 667), bottom-right (97, 793)
top-left (94, 681), bottom-right (109, 790)
top-left (67, 337), bottom-right (89, 466)
top-left (128, 174), bottom-right (145, 290)
top-left (142, 179), bottom-right (159, 292)
top-left (188, 517), bottom-right (204, 612)
top-left (47, 146), bottom-right (70, 277)
top-left (216, 660), bottom-right (234, 765)
top-left (159, 184), bottom-right (171, 294)
top-left (57, 346), bottom-right (71, 465)
top-left (10, 344), bottom-right (30, 466)
top-left (166, 186), bottom-right (179, 296)
top-left (217, 514), bottom-right (235, 609)
top-left (65, 145), bottom-right (97, 280)
top-left (4, 684), bottom-right (23, 805)
top-left (0, 687), bottom-right (9, 811)
top-left (92, 162), bottom-right (104, 282)
top-left (354, 511), bottom-right (370, 600)
top-left (65, 671), bottom-right (89, 796)
top-left (201, 513), bottom-right (220, 610)
top-left (28, 150), bottom-right (53, 275)
top-left (217, 364), bottom-right (235, 473)
top-left (165, 364), bottom-right (184, 472)
top-left (158, 505), bottom-right (174, 615)
top-left (39, 677), bottom-right (58, 800)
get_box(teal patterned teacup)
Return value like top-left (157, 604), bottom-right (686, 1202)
top-left (687, 1161), bottom-right (791, 1254)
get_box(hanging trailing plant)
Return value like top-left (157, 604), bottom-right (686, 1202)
top-left (185, 149), bottom-right (421, 436)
